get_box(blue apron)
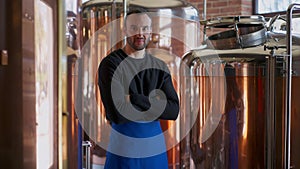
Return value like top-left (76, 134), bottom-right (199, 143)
top-left (104, 121), bottom-right (168, 169)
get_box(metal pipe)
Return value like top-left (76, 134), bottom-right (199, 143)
top-left (285, 3), bottom-right (300, 169)
top-left (202, 0), bottom-right (207, 42)
top-left (123, 0), bottom-right (128, 46)
top-left (111, 0), bottom-right (117, 50)
top-left (82, 141), bottom-right (92, 169)
top-left (266, 49), bottom-right (276, 169)
top-left (203, 0), bottom-right (206, 21)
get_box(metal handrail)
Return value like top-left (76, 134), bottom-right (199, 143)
top-left (285, 3), bottom-right (300, 169)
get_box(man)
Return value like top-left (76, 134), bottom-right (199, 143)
top-left (98, 8), bottom-right (179, 169)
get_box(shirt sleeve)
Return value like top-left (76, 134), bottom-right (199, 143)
top-left (129, 69), bottom-right (179, 121)
top-left (98, 57), bottom-right (125, 124)
top-left (151, 71), bottom-right (179, 120)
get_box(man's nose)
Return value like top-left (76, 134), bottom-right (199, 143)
top-left (138, 27), bottom-right (144, 35)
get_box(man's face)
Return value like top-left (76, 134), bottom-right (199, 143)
top-left (124, 13), bottom-right (152, 51)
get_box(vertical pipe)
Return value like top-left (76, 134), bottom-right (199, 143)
top-left (266, 50), bottom-right (276, 169)
top-left (203, 0), bottom-right (206, 21)
top-left (123, 0), bottom-right (128, 46)
top-left (202, 0), bottom-right (207, 42)
top-left (285, 3), bottom-right (300, 169)
top-left (123, 0), bottom-right (127, 17)
top-left (111, 0), bottom-right (117, 51)
top-left (58, 0), bottom-right (67, 168)
top-left (86, 142), bottom-right (91, 169)
top-left (83, 141), bottom-right (92, 169)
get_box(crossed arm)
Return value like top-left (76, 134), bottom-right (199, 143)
top-left (98, 58), bottom-right (179, 124)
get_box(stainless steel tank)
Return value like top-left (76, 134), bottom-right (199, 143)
top-left (180, 14), bottom-right (300, 169)
top-left (77, 0), bottom-right (201, 168)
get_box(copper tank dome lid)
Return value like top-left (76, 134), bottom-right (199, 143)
top-left (83, 0), bottom-right (190, 8)
top-left (203, 15), bottom-right (267, 50)
top-left (81, 0), bottom-right (200, 21)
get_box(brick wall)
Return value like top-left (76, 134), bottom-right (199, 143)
top-left (187, 0), bottom-right (253, 19)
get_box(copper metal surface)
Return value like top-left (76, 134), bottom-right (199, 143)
top-left (180, 28), bottom-right (300, 169)
top-left (180, 50), bottom-right (268, 169)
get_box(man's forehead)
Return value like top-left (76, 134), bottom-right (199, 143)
top-left (126, 13), bottom-right (151, 25)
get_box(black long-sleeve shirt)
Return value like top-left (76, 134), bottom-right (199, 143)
top-left (98, 49), bottom-right (179, 124)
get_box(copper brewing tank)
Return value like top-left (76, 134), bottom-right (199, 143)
top-left (77, 0), bottom-right (201, 168)
top-left (180, 14), bottom-right (300, 169)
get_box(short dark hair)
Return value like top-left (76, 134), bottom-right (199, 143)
top-left (127, 7), bottom-right (148, 15)
top-left (124, 7), bottom-right (152, 27)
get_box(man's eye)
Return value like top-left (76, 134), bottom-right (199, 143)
top-left (130, 26), bottom-right (138, 31)
top-left (143, 26), bottom-right (150, 31)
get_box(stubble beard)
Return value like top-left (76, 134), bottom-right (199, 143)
top-left (127, 36), bottom-right (150, 51)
